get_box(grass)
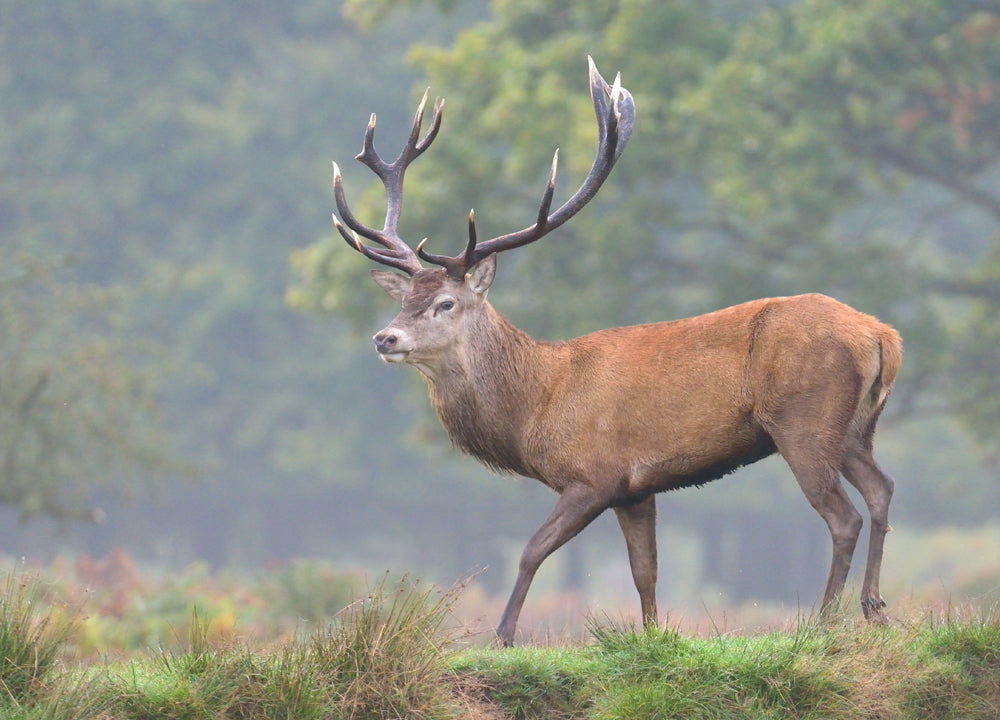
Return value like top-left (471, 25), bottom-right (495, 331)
top-left (102, 573), bottom-right (466, 719)
top-left (0, 570), bottom-right (78, 705)
top-left (451, 645), bottom-right (598, 719)
top-left (446, 605), bottom-right (1000, 719)
top-left (0, 567), bottom-right (998, 719)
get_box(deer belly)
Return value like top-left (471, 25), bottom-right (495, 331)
top-left (626, 426), bottom-right (777, 494)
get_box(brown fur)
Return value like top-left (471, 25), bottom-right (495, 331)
top-left (371, 262), bottom-right (901, 645)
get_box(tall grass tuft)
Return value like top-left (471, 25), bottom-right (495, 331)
top-left (106, 573), bottom-right (468, 719)
top-left (309, 572), bottom-right (464, 720)
top-left (0, 569), bottom-right (77, 705)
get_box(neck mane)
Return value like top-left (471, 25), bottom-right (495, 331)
top-left (426, 304), bottom-right (551, 476)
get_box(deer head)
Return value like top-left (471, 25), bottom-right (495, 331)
top-left (332, 57), bottom-right (635, 375)
top-left (368, 254), bottom-right (497, 379)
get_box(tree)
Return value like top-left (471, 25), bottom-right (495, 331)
top-left (1, 0), bottom-right (528, 578)
top-left (676, 0), bottom-right (1000, 457)
top-left (290, 0), bottom-right (1000, 599)
top-left (0, 251), bottom-right (179, 520)
top-left (293, 0), bottom-right (1000, 461)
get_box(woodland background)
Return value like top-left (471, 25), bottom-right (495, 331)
top-left (1, 0), bottom-right (998, 627)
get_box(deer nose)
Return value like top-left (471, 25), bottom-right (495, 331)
top-left (373, 331), bottom-right (398, 355)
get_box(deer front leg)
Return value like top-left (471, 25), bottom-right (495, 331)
top-left (614, 495), bottom-right (658, 628)
top-left (495, 484), bottom-right (610, 647)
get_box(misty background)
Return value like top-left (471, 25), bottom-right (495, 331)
top-left (1, 0), bottom-right (998, 624)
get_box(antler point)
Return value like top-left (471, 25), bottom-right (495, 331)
top-left (610, 73), bottom-right (623, 107)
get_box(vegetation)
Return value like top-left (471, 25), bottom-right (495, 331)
top-left (0, 252), bottom-right (182, 521)
top-left (2, 0), bottom-right (998, 612)
top-left (0, 566), bottom-right (997, 719)
top-left (3, 5), bottom-right (998, 716)
top-left (0, 572), bottom-right (78, 704)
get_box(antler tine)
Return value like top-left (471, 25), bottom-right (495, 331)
top-left (420, 56), bottom-right (635, 280)
top-left (357, 114), bottom-right (384, 174)
top-left (332, 162), bottom-right (373, 241)
top-left (402, 90), bottom-right (445, 162)
top-left (418, 209), bottom-right (479, 277)
top-left (335, 89), bottom-right (445, 276)
top-left (534, 149), bottom-right (559, 231)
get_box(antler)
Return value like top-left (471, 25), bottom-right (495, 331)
top-left (333, 88), bottom-right (444, 276)
top-left (418, 56), bottom-right (635, 279)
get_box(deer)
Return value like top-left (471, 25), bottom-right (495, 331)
top-left (329, 57), bottom-right (902, 646)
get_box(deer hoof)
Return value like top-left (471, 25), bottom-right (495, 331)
top-left (861, 596), bottom-right (888, 623)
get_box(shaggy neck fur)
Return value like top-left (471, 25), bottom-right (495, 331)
top-left (426, 303), bottom-right (552, 476)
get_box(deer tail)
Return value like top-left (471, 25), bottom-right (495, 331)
top-left (875, 326), bottom-right (902, 408)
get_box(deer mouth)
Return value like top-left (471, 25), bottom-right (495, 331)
top-left (379, 350), bottom-right (410, 363)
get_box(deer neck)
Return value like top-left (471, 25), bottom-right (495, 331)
top-left (425, 303), bottom-right (552, 475)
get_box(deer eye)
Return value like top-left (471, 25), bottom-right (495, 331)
top-left (435, 299), bottom-right (455, 314)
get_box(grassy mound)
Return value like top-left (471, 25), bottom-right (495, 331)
top-left (0, 567), bottom-right (997, 719)
top-left (456, 607), bottom-right (1000, 719)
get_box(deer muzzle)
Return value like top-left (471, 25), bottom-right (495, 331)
top-left (373, 329), bottom-right (409, 363)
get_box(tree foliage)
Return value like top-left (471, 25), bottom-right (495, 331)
top-left (0, 0), bottom-right (528, 583)
top-left (4, 0), bottom-right (999, 603)
top-left (0, 253), bottom-right (176, 519)
top-left (680, 0), bottom-right (1000, 453)
top-left (293, 0), bottom-right (1000, 459)
top-left (0, 1), bottom-right (437, 521)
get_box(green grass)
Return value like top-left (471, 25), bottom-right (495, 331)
top-left (447, 607), bottom-right (1000, 719)
top-left (99, 573), bottom-right (465, 720)
top-left (0, 568), bottom-right (998, 719)
top-left (0, 571), bottom-right (77, 705)
top-left (451, 645), bottom-right (598, 719)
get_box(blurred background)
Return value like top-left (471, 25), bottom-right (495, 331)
top-left (1, 0), bottom-right (998, 641)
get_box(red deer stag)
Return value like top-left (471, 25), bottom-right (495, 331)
top-left (331, 57), bottom-right (901, 646)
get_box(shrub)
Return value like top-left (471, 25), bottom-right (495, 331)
top-left (262, 557), bottom-right (362, 625)
top-left (0, 569), bottom-right (77, 705)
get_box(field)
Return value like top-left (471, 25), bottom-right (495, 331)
top-left (1, 559), bottom-right (998, 719)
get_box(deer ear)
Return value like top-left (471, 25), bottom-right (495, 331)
top-left (370, 270), bottom-right (412, 303)
top-left (467, 253), bottom-right (497, 295)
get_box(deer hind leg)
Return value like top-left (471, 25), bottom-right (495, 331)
top-left (495, 483), bottom-right (610, 647)
top-left (790, 454), bottom-right (863, 615)
top-left (770, 430), bottom-right (863, 615)
top-left (613, 495), bottom-right (658, 628)
top-left (841, 443), bottom-right (895, 622)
